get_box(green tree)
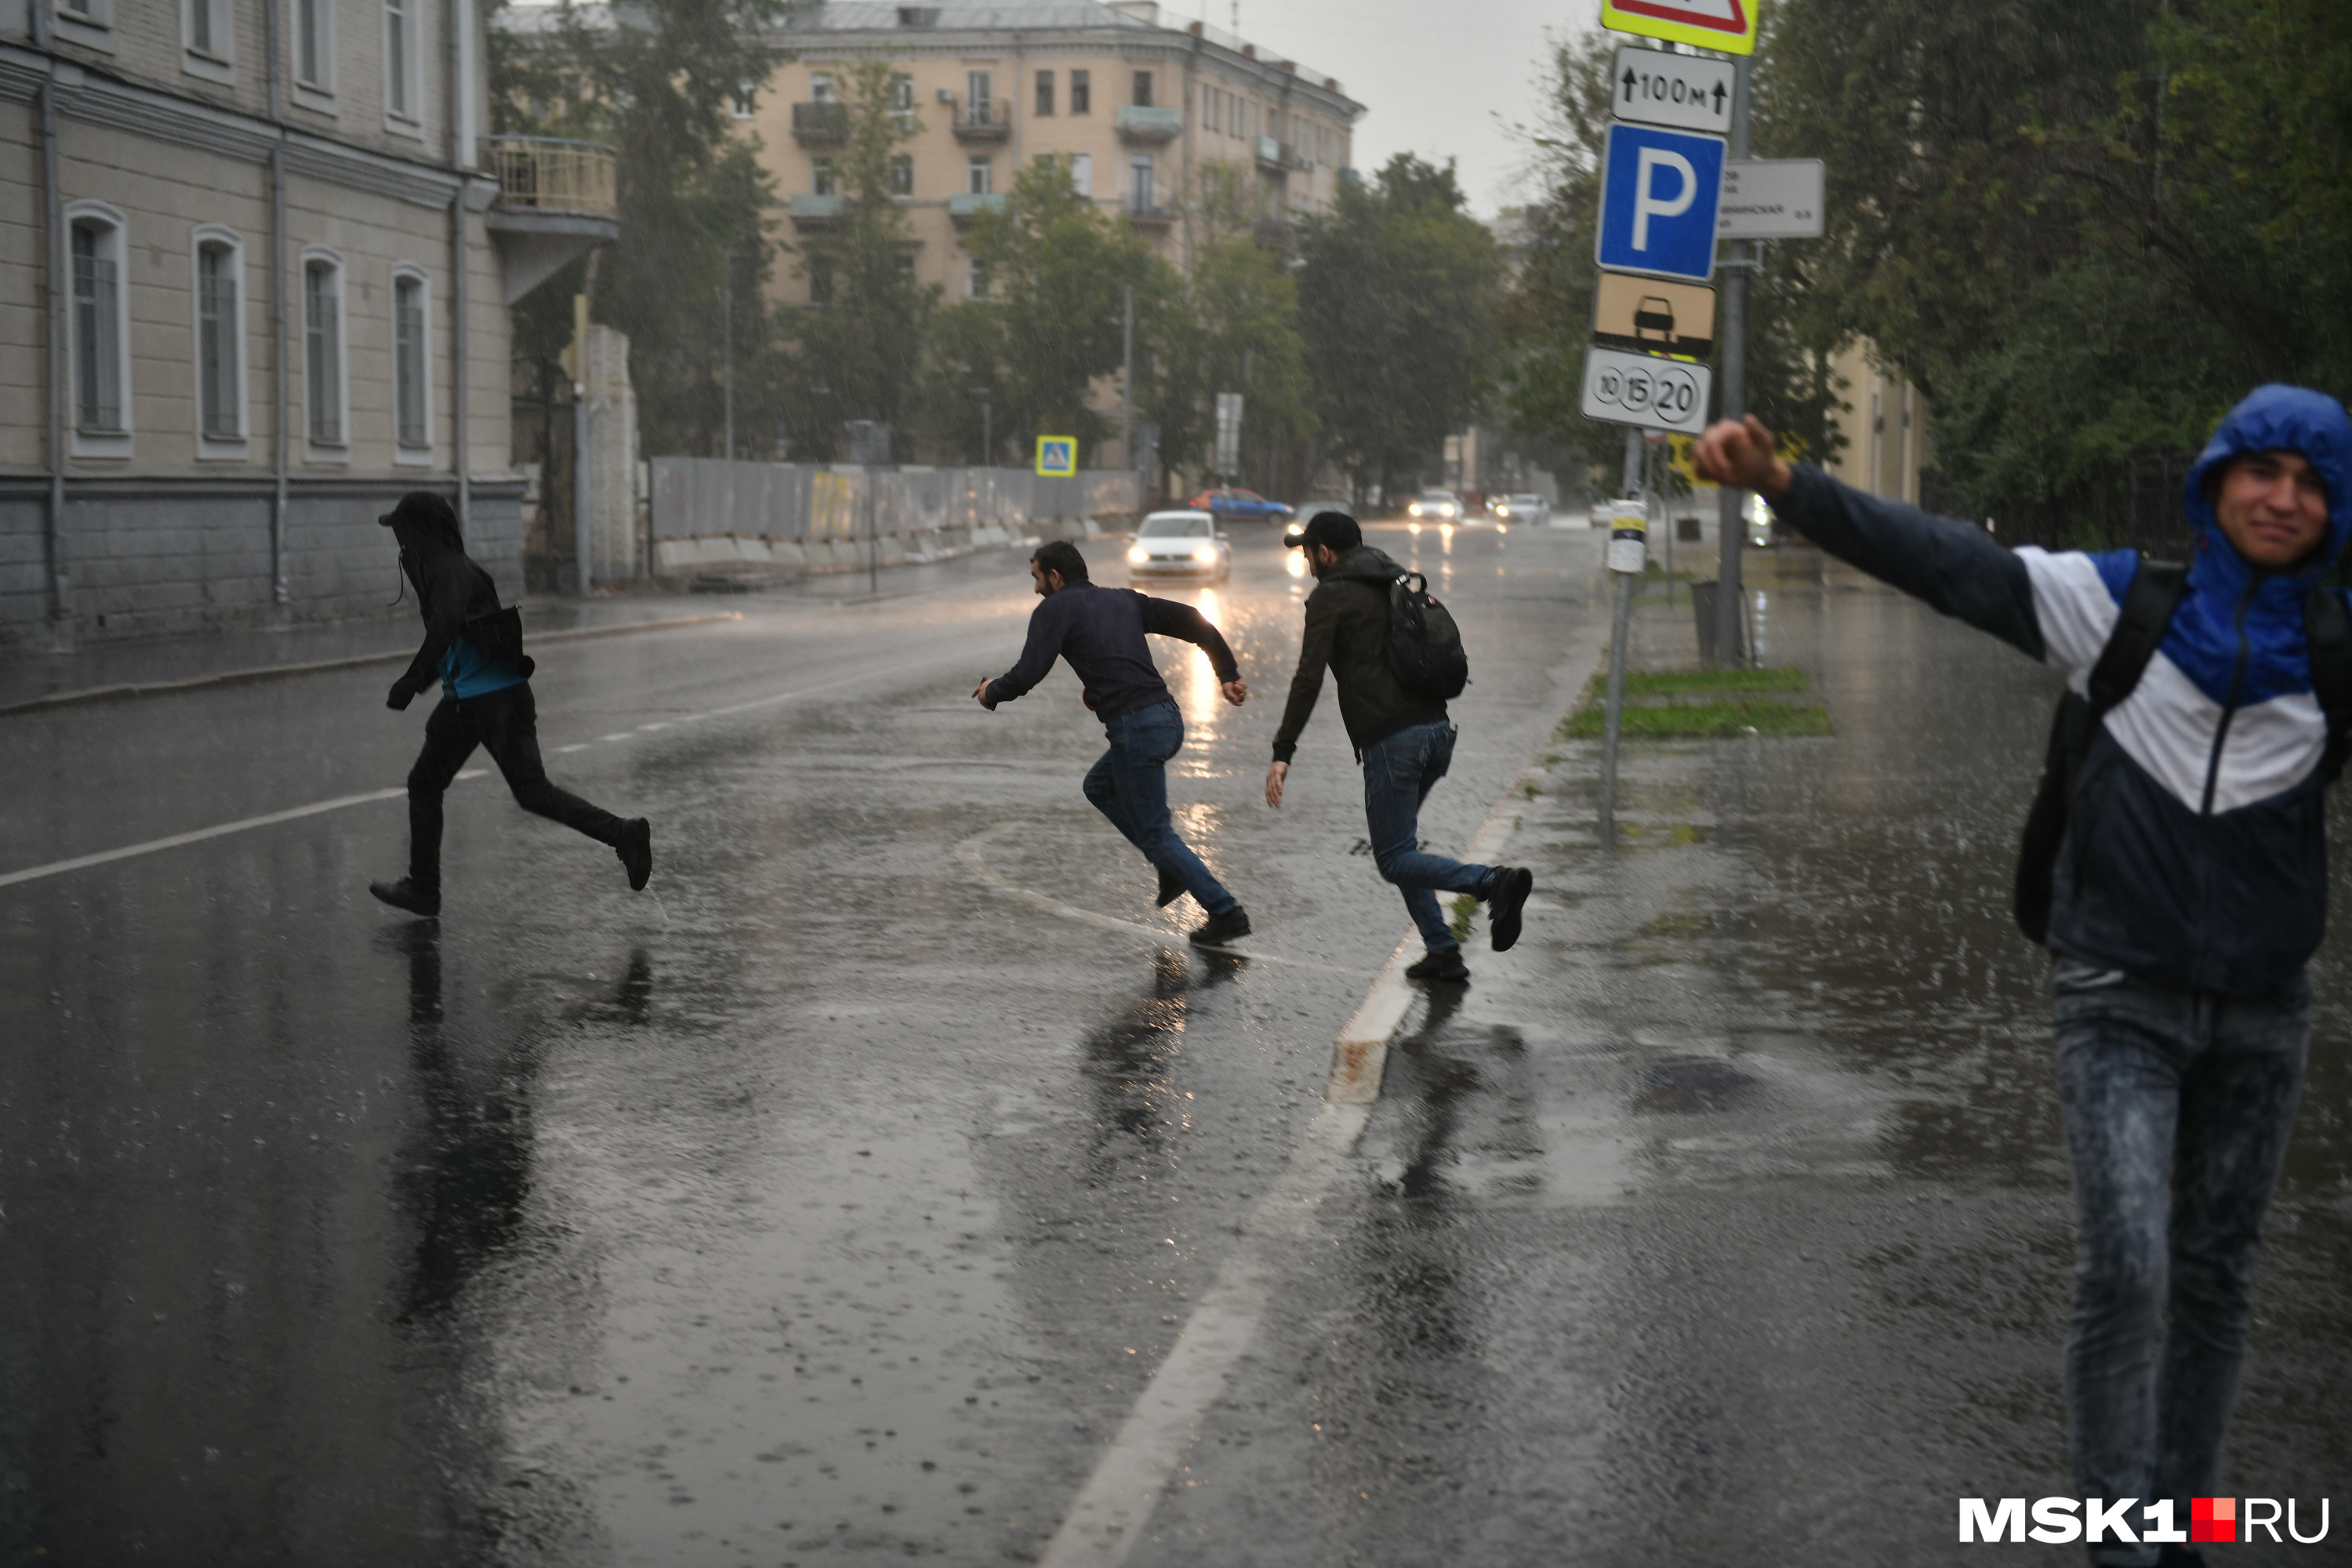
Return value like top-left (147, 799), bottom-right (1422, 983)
top-left (934, 160), bottom-right (1174, 463)
top-left (776, 58), bottom-right (937, 460)
top-left (492, 0), bottom-right (793, 458)
top-left (1295, 154), bottom-right (1503, 502)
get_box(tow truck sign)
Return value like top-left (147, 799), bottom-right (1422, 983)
top-left (1610, 45), bottom-right (1734, 136)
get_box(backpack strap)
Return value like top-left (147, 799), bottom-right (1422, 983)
top-left (2305, 584), bottom-right (2352, 783)
top-left (2083, 556), bottom-right (2188, 729)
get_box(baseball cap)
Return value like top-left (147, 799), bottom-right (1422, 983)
top-left (1286, 510), bottom-right (1362, 552)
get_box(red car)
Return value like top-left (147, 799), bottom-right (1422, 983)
top-left (1185, 487), bottom-right (1294, 524)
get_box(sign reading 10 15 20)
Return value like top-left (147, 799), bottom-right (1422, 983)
top-left (1582, 346), bottom-right (1713, 436)
top-left (1595, 122), bottom-right (1726, 283)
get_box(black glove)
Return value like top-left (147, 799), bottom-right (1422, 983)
top-left (387, 680), bottom-right (416, 712)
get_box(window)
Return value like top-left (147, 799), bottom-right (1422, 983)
top-left (1202, 85), bottom-right (1216, 132)
top-left (1069, 69), bottom-right (1090, 114)
top-left (1132, 71), bottom-right (1152, 107)
top-left (1129, 156), bottom-right (1152, 213)
top-left (56, 0), bottom-right (115, 43)
top-left (1069, 151), bottom-right (1092, 198)
top-left (967, 157), bottom-right (992, 195)
top-left (194, 232), bottom-right (245, 448)
top-left (68, 211), bottom-right (129, 445)
top-left (384, 0), bottom-right (418, 121)
top-left (731, 80), bottom-right (756, 118)
top-left (889, 72), bottom-right (914, 122)
top-left (184, 0), bottom-right (230, 64)
top-left (808, 254), bottom-right (834, 307)
top-left (889, 154), bottom-right (913, 196)
top-left (966, 70), bottom-right (992, 125)
top-left (811, 72), bottom-right (836, 103)
top-left (393, 269), bottom-right (431, 456)
top-left (293, 0), bottom-right (332, 91)
top-left (302, 253), bottom-right (346, 448)
top-left (1034, 70), bottom-right (1054, 115)
top-left (812, 159), bottom-right (837, 196)
top-left (966, 256), bottom-right (990, 301)
top-left (895, 253), bottom-right (916, 285)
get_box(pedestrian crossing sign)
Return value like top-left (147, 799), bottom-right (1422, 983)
top-left (1036, 437), bottom-right (1077, 477)
top-left (1601, 0), bottom-right (1757, 56)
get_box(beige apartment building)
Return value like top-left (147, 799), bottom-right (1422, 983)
top-left (0, 0), bottom-right (613, 644)
top-left (1820, 339), bottom-right (1929, 503)
top-left (744, 0), bottom-right (1363, 308)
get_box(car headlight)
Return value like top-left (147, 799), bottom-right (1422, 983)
top-left (1192, 544), bottom-right (1218, 563)
top-left (1127, 546), bottom-right (1149, 564)
top-left (1408, 503), bottom-right (1422, 516)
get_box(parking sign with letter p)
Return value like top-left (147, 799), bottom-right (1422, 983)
top-left (1595, 123), bottom-right (1726, 283)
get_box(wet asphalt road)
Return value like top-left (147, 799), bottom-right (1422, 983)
top-left (0, 523), bottom-right (1603, 1566)
top-left (5, 532), bottom-right (2349, 1566)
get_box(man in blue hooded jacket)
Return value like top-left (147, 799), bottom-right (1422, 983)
top-left (1695, 385), bottom-right (2348, 1568)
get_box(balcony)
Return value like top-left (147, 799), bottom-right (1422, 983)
top-left (948, 192), bottom-right (1010, 227)
top-left (1125, 204), bottom-right (1175, 229)
top-left (792, 101), bottom-right (849, 144)
top-left (951, 100), bottom-right (1011, 142)
top-left (1254, 134), bottom-right (1283, 170)
top-left (1115, 104), bottom-right (1182, 143)
top-left (789, 193), bottom-right (847, 229)
top-left (479, 136), bottom-right (619, 304)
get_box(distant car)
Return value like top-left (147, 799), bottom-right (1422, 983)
top-left (1186, 487), bottom-right (1294, 524)
top-left (1127, 510), bottom-right (1232, 582)
top-left (1492, 492), bottom-right (1551, 526)
top-left (1406, 488), bottom-right (1462, 521)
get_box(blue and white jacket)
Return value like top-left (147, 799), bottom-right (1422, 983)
top-left (1775, 384), bottom-right (2352, 996)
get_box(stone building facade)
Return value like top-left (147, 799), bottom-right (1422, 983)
top-left (746, 0), bottom-right (1362, 307)
top-left (0, 0), bottom-right (609, 645)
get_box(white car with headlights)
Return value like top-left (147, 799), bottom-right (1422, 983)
top-left (1405, 489), bottom-right (1462, 522)
top-left (1492, 492), bottom-right (1551, 526)
top-left (1126, 511), bottom-right (1232, 582)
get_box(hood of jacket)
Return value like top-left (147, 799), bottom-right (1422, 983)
top-left (1330, 543), bottom-right (1406, 585)
top-left (2118, 385), bottom-right (2352, 713)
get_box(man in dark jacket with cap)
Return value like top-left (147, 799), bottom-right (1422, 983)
top-left (1695, 385), bottom-right (2350, 1568)
top-left (1265, 510), bottom-right (1534, 982)
top-left (369, 491), bottom-right (651, 917)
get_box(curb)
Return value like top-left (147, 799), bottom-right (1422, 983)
top-left (0, 612), bottom-right (746, 717)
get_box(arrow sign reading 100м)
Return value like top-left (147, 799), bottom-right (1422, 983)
top-left (1611, 44), bottom-right (1734, 136)
top-left (1582, 346), bottom-right (1714, 436)
top-left (1595, 122), bottom-right (1726, 283)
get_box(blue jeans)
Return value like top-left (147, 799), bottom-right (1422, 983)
top-left (1082, 700), bottom-right (1238, 916)
top-left (1359, 719), bottom-right (1494, 951)
top-left (2053, 957), bottom-right (2309, 1566)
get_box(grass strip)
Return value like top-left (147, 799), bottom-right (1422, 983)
top-left (1560, 698), bottom-right (1831, 739)
top-left (1624, 666), bottom-right (1809, 695)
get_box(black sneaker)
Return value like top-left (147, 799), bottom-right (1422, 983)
top-left (1156, 865), bottom-right (1185, 908)
top-left (1189, 907), bottom-right (1251, 947)
top-left (1486, 866), bottom-right (1534, 952)
top-left (617, 818), bottom-right (652, 891)
top-left (1405, 947), bottom-right (1471, 983)
top-left (369, 877), bottom-right (441, 917)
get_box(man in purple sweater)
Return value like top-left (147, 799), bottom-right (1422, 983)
top-left (975, 540), bottom-right (1253, 946)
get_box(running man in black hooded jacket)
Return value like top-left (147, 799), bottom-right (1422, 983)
top-left (369, 491), bottom-right (652, 917)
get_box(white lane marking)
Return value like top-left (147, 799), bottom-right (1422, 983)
top-left (456, 769), bottom-right (488, 781)
top-left (1036, 764), bottom-right (1555, 1568)
top-left (1036, 1099), bottom-right (1370, 1568)
top-left (555, 743), bottom-right (590, 753)
top-left (0, 648), bottom-right (982, 891)
top-left (599, 732), bottom-right (633, 742)
top-left (956, 826), bottom-right (1374, 978)
top-left (637, 721), bottom-right (671, 731)
top-left (0, 789), bottom-right (406, 890)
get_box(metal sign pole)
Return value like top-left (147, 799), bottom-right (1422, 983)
top-left (1711, 54), bottom-right (1751, 666)
top-left (1599, 466), bottom-right (1647, 845)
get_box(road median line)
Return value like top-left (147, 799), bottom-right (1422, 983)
top-left (0, 612), bottom-right (747, 717)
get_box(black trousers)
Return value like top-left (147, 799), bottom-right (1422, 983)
top-left (406, 683), bottom-right (626, 888)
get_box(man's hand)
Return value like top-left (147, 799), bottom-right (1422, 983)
top-left (971, 679), bottom-right (995, 709)
top-left (387, 681), bottom-right (416, 712)
top-left (1692, 414), bottom-right (1795, 501)
top-left (1221, 679), bottom-right (1248, 706)
top-left (1265, 760), bottom-right (1288, 808)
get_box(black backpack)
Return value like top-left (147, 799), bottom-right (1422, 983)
top-left (1385, 572), bottom-right (1470, 701)
top-left (2014, 556), bottom-right (2352, 943)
